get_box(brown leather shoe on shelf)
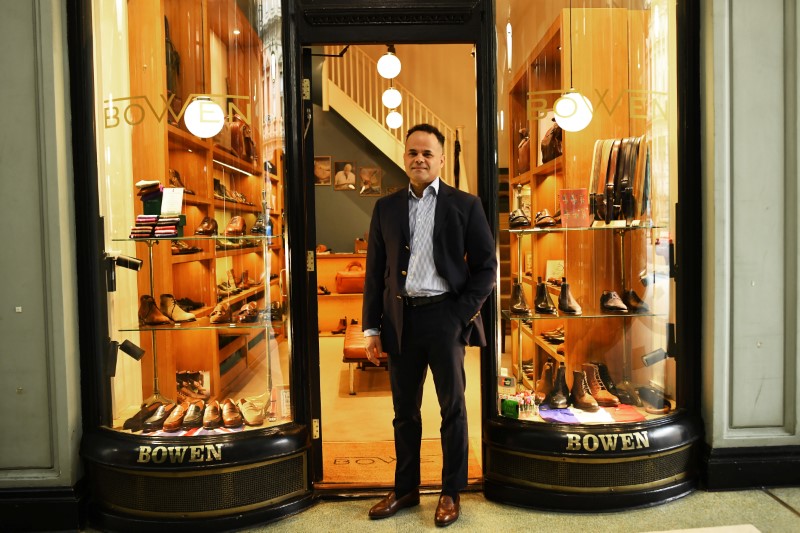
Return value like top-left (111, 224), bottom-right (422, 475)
top-left (203, 400), bottom-right (221, 429)
top-left (368, 489), bottom-right (420, 519)
top-left (138, 295), bottom-right (172, 326)
top-left (225, 215), bottom-right (246, 236)
top-left (238, 398), bottom-right (264, 426)
top-left (434, 494), bottom-right (460, 527)
top-left (162, 401), bottom-right (189, 432)
top-left (209, 302), bottom-right (232, 324)
top-left (221, 398), bottom-right (243, 428)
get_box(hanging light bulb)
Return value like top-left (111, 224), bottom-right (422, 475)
top-left (506, 20), bottom-right (513, 72)
top-left (184, 96), bottom-right (225, 138)
top-left (386, 110), bottom-right (403, 129)
top-left (554, 0), bottom-right (593, 132)
top-left (382, 85), bottom-right (402, 109)
top-left (377, 44), bottom-right (401, 79)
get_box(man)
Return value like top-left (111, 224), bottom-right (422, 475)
top-left (362, 124), bottom-right (497, 526)
top-left (333, 162), bottom-right (356, 190)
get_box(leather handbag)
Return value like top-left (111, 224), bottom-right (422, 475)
top-left (540, 119), bottom-right (562, 164)
top-left (335, 261), bottom-right (366, 294)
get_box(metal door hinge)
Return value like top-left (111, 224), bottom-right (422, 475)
top-left (312, 419), bottom-right (320, 439)
top-left (302, 78), bottom-right (311, 100)
top-left (307, 250), bottom-right (315, 271)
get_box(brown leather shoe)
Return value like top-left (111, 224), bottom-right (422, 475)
top-left (368, 489), bottom-right (420, 519)
top-left (221, 398), bottom-right (243, 428)
top-left (203, 400), bottom-right (221, 429)
top-left (434, 494), bottom-right (460, 527)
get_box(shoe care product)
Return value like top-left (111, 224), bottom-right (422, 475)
top-left (570, 370), bottom-right (599, 411)
top-left (557, 277), bottom-right (582, 315)
top-left (534, 277), bottom-right (557, 315)
top-left (510, 281), bottom-right (531, 315)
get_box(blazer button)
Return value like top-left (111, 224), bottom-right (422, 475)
top-left (396, 295), bottom-right (402, 300)
top-left (404, 245), bottom-right (410, 250)
top-left (401, 271), bottom-right (407, 276)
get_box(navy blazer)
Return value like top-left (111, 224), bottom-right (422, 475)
top-left (362, 181), bottom-right (497, 354)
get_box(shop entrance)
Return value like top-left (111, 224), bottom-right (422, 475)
top-left (306, 43), bottom-right (483, 489)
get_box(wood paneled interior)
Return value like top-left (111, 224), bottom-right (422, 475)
top-left (125, 0), bottom-right (284, 404)
top-left (506, 8), bottom-right (667, 398)
top-left (316, 254), bottom-right (368, 334)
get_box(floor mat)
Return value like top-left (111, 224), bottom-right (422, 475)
top-left (320, 439), bottom-right (482, 488)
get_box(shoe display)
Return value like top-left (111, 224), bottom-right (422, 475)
top-left (508, 208), bottom-right (530, 228)
top-left (534, 209), bottom-right (556, 227)
top-left (570, 370), bottom-right (599, 411)
top-left (142, 402), bottom-right (176, 431)
top-left (203, 400), bottom-right (222, 429)
top-left (182, 400), bottom-right (205, 428)
top-left (225, 215), bottom-right (246, 236)
top-left (540, 325), bottom-right (564, 344)
top-left (160, 294), bottom-right (196, 322)
top-left (534, 361), bottom-right (553, 404)
top-left (549, 362), bottom-right (569, 409)
top-left (510, 281), bottom-right (532, 315)
top-left (622, 289), bottom-right (649, 313)
top-left (318, 285), bottom-right (331, 295)
top-left (176, 297), bottom-right (204, 311)
top-left (194, 216), bottom-right (218, 235)
top-left (600, 290), bottom-right (628, 313)
top-left (237, 302), bottom-right (259, 323)
top-left (557, 277), bottom-right (582, 315)
top-left (251, 214), bottom-right (268, 234)
top-left (583, 363), bottom-right (620, 406)
top-left (122, 402), bottom-right (162, 432)
top-left (168, 168), bottom-right (195, 195)
top-left (331, 316), bottom-right (347, 335)
top-left (239, 398), bottom-right (264, 426)
top-left (210, 302), bottom-right (232, 324)
top-left (221, 398), bottom-right (243, 428)
top-left (534, 277), bottom-right (557, 315)
top-left (591, 361), bottom-right (620, 398)
top-left (162, 401), bottom-right (189, 431)
top-left (138, 295), bottom-right (172, 326)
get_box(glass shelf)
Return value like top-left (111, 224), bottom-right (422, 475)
top-left (502, 309), bottom-right (667, 321)
top-left (509, 222), bottom-right (663, 235)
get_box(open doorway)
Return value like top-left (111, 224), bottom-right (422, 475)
top-left (308, 43), bottom-right (483, 489)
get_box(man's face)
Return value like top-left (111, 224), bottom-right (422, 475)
top-left (404, 131), bottom-right (444, 189)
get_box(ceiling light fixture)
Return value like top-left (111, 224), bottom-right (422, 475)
top-left (386, 110), bottom-right (403, 129)
top-left (377, 44), bottom-right (401, 79)
top-left (554, 0), bottom-right (593, 132)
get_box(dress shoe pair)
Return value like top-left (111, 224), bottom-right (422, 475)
top-left (508, 208), bottom-right (530, 228)
top-left (162, 399), bottom-right (205, 431)
top-left (210, 302), bottom-right (232, 323)
top-left (368, 489), bottom-right (420, 520)
top-left (195, 216), bottom-right (218, 236)
top-left (122, 402), bottom-right (163, 432)
top-left (600, 289), bottom-right (649, 314)
top-left (225, 216), bottom-right (246, 236)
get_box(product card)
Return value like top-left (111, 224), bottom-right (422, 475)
top-left (161, 187), bottom-right (184, 215)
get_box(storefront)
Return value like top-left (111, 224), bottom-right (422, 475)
top-left (69, 0), bottom-right (703, 530)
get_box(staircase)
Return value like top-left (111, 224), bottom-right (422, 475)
top-left (321, 45), bottom-right (456, 185)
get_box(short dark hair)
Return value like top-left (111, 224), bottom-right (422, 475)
top-left (406, 123), bottom-right (445, 149)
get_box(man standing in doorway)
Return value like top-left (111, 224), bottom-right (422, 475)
top-left (363, 123), bottom-right (497, 526)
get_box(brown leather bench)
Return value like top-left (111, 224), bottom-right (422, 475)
top-left (342, 324), bottom-right (387, 395)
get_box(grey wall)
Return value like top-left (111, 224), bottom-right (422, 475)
top-left (312, 104), bottom-right (408, 252)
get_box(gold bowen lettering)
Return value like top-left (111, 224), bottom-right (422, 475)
top-left (104, 94), bottom-right (252, 128)
top-left (137, 444), bottom-right (224, 463)
top-left (565, 431), bottom-right (650, 452)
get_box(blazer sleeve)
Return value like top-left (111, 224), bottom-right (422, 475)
top-left (362, 198), bottom-right (387, 332)
top-left (453, 195), bottom-right (497, 327)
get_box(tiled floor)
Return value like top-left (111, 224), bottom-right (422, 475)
top-left (245, 487), bottom-right (800, 532)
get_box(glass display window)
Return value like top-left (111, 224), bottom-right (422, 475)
top-left (93, 0), bottom-right (290, 437)
top-left (499, 0), bottom-right (678, 427)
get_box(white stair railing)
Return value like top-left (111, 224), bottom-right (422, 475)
top-left (323, 45), bottom-right (456, 185)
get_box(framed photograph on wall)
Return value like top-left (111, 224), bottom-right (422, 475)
top-left (314, 156), bottom-right (332, 185)
top-left (358, 167), bottom-right (382, 196)
top-left (333, 160), bottom-right (357, 190)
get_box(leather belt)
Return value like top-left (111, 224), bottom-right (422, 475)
top-left (402, 293), bottom-right (450, 307)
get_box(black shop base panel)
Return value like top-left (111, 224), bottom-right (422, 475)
top-left (483, 410), bottom-right (703, 511)
top-left (81, 423), bottom-right (314, 532)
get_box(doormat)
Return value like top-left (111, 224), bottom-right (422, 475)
top-left (320, 439), bottom-right (482, 488)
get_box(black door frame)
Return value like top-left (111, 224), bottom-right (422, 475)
top-left (281, 0), bottom-right (499, 483)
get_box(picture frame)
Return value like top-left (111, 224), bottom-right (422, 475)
top-left (358, 167), bottom-right (382, 196)
top-left (313, 156), bottom-right (332, 185)
top-left (333, 160), bottom-right (357, 190)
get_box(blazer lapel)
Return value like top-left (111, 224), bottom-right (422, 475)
top-left (433, 180), bottom-right (452, 241)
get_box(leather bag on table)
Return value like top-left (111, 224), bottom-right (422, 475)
top-left (540, 119), bottom-right (562, 164)
top-left (335, 261), bottom-right (366, 294)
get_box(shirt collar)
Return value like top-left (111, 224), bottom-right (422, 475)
top-left (408, 177), bottom-right (440, 199)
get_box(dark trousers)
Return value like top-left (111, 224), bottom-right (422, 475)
top-left (390, 297), bottom-right (468, 496)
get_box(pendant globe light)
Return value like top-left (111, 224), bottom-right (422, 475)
top-left (386, 110), bottom-right (403, 129)
top-left (554, 0), bottom-right (593, 132)
top-left (184, 96), bottom-right (225, 138)
top-left (382, 81), bottom-right (402, 110)
top-left (377, 45), bottom-right (402, 79)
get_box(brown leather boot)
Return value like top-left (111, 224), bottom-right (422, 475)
top-left (549, 362), bottom-right (569, 409)
top-left (138, 295), bottom-right (172, 325)
top-left (570, 370), bottom-right (599, 411)
top-left (534, 361), bottom-right (554, 404)
top-left (510, 281), bottom-right (531, 315)
top-left (583, 363), bottom-right (620, 406)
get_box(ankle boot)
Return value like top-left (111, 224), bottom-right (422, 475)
top-left (549, 362), bottom-right (569, 409)
top-left (510, 281), bottom-right (532, 316)
top-left (582, 363), bottom-right (620, 406)
top-left (558, 277), bottom-right (582, 315)
top-left (138, 295), bottom-right (172, 325)
top-left (332, 317), bottom-right (347, 334)
top-left (622, 289), bottom-right (649, 313)
top-left (570, 370), bottom-right (599, 411)
top-left (591, 361), bottom-right (620, 397)
top-left (534, 361), bottom-right (554, 404)
top-left (160, 294), bottom-right (196, 322)
top-left (534, 277), bottom-right (557, 315)
top-left (239, 270), bottom-right (251, 289)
